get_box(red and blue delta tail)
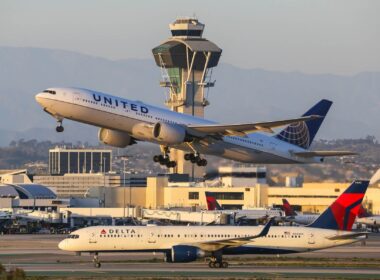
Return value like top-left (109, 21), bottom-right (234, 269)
top-left (307, 180), bottom-right (369, 231)
top-left (282, 199), bottom-right (297, 216)
top-left (275, 99), bottom-right (332, 149)
top-left (205, 192), bottom-right (223, 211)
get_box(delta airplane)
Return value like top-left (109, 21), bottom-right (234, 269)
top-left (58, 180), bottom-right (369, 268)
top-left (205, 191), bottom-right (284, 221)
top-left (282, 199), bottom-right (319, 225)
top-left (356, 206), bottom-right (380, 232)
top-left (35, 88), bottom-right (355, 168)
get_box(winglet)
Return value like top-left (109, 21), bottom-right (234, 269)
top-left (256, 217), bottom-right (274, 238)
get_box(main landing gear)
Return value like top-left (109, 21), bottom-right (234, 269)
top-left (208, 252), bottom-right (228, 268)
top-left (153, 154), bottom-right (177, 168)
top-left (56, 120), bottom-right (64, 133)
top-left (93, 252), bottom-right (101, 268)
top-left (153, 146), bottom-right (177, 168)
top-left (184, 153), bottom-right (207, 166)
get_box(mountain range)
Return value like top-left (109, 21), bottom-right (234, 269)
top-left (0, 46), bottom-right (379, 146)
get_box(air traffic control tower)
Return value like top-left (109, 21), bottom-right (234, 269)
top-left (152, 18), bottom-right (222, 178)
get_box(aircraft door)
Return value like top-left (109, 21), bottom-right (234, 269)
top-left (308, 233), bottom-right (315, 244)
top-left (148, 229), bottom-right (160, 244)
top-left (89, 232), bottom-right (98, 244)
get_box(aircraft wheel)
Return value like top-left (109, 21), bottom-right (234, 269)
top-left (222, 261), bottom-right (228, 268)
top-left (94, 262), bottom-right (101, 268)
top-left (56, 126), bottom-right (64, 133)
top-left (214, 262), bottom-right (221, 268)
top-left (198, 159), bottom-right (207, 166)
top-left (153, 155), bottom-right (160, 162)
top-left (190, 156), bottom-right (198, 163)
top-left (208, 261), bottom-right (215, 268)
top-left (184, 154), bottom-right (191, 161)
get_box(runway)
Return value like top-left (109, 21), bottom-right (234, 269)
top-left (1, 234), bottom-right (380, 278)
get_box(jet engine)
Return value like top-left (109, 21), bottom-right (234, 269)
top-left (168, 245), bottom-right (208, 263)
top-left (98, 128), bottom-right (135, 148)
top-left (153, 122), bottom-right (189, 145)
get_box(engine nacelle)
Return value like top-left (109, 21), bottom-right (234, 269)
top-left (98, 128), bottom-right (134, 148)
top-left (169, 245), bottom-right (207, 263)
top-left (153, 122), bottom-right (187, 145)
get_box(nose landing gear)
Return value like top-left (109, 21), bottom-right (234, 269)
top-left (56, 120), bottom-right (64, 133)
top-left (93, 253), bottom-right (101, 268)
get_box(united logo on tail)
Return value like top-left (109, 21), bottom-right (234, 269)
top-left (308, 180), bottom-right (369, 230)
top-left (275, 99), bottom-right (332, 149)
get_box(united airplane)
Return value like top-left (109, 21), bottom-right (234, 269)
top-left (35, 88), bottom-right (355, 167)
top-left (58, 180), bottom-right (369, 268)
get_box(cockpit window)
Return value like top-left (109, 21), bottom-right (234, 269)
top-left (43, 90), bottom-right (56, 95)
top-left (67, 234), bottom-right (79, 239)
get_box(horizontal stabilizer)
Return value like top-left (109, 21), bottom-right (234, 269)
top-left (293, 151), bottom-right (357, 158)
top-left (327, 232), bottom-right (368, 240)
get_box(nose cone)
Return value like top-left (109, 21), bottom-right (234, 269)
top-left (58, 239), bottom-right (67, 250)
top-left (35, 92), bottom-right (44, 105)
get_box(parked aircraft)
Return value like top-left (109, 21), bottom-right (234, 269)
top-left (205, 191), bottom-right (284, 221)
top-left (58, 180), bottom-right (369, 268)
top-left (356, 206), bottom-right (380, 232)
top-left (282, 199), bottom-right (319, 225)
top-left (35, 88), bottom-right (355, 168)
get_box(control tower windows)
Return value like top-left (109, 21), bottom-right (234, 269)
top-left (171, 30), bottom-right (202, 37)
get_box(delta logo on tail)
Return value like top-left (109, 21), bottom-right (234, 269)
top-left (205, 192), bottom-right (223, 211)
top-left (282, 199), bottom-right (297, 216)
top-left (308, 180), bottom-right (369, 230)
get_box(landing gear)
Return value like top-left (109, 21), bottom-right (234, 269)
top-left (207, 255), bottom-right (228, 268)
top-left (56, 120), bottom-right (64, 133)
top-left (153, 146), bottom-right (177, 168)
top-left (93, 253), bottom-right (101, 268)
top-left (184, 153), bottom-right (207, 166)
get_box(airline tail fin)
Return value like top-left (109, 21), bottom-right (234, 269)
top-left (307, 180), bottom-right (369, 230)
top-left (205, 192), bottom-right (223, 211)
top-left (282, 199), bottom-right (297, 216)
top-left (275, 99), bottom-right (332, 149)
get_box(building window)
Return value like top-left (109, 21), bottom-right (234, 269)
top-left (213, 192), bottom-right (244, 200)
top-left (188, 192), bottom-right (199, 200)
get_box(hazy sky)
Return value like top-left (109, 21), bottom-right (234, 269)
top-left (1, 0), bottom-right (379, 75)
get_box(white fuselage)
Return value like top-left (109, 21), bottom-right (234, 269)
top-left (35, 87), bottom-right (322, 164)
top-left (357, 216), bottom-right (380, 228)
top-left (290, 213), bottom-right (319, 225)
top-left (58, 225), bottom-right (364, 255)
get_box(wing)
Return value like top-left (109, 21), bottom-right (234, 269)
top-left (184, 218), bottom-right (273, 252)
top-left (187, 115), bottom-right (321, 137)
top-left (293, 151), bottom-right (357, 158)
top-left (327, 232), bottom-right (368, 240)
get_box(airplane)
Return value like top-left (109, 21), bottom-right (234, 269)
top-left (282, 198), bottom-right (319, 225)
top-left (205, 191), bottom-right (284, 221)
top-left (356, 206), bottom-right (380, 232)
top-left (35, 88), bottom-right (355, 168)
top-left (58, 180), bottom-right (369, 268)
